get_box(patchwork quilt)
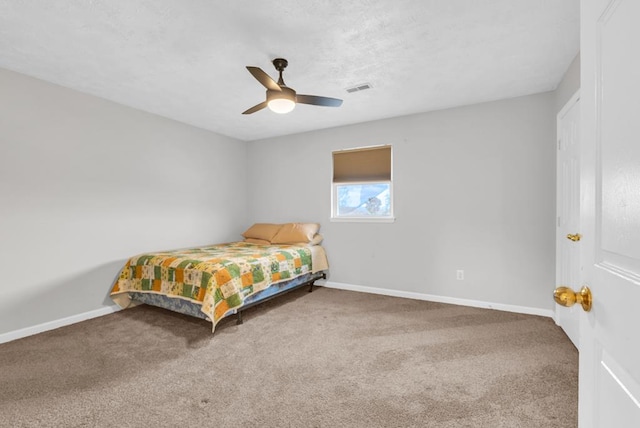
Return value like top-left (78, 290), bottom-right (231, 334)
top-left (110, 242), bottom-right (312, 328)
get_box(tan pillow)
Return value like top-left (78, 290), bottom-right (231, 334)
top-left (241, 223), bottom-right (282, 241)
top-left (279, 234), bottom-right (324, 247)
top-left (244, 238), bottom-right (271, 245)
top-left (271, 223), bottom-right (320, 244)
top-left (309, 233), bottom-right (324, 246)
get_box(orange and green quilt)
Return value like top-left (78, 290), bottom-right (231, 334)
top-left (110, 241), bottom-right (312, 327)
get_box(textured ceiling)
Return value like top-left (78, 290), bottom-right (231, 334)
top-left (0, 1), bottom-right (579, 141)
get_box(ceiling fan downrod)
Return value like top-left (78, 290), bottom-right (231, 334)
top-left (272, 58), bottom-right (288, 86)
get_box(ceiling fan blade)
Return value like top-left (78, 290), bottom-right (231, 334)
top-left (246, 66), bottom-right (281, 91)
top-left (242, 101), bottom-right (268, 115)
top-left (296, 94), bottom-right (343, 107)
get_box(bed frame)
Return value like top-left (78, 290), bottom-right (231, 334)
top-left (235, 271), bottom-right (326, 325)
top-left (127, 271), bottom-right (326, 326)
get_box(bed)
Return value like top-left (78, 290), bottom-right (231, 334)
top-left (110, 223), bottom-right (328, 331)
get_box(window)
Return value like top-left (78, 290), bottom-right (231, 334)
top-left (331, 145), bottom-right (393, 222)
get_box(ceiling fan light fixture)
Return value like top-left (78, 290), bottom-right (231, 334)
top-left (268, 98), bottom-right (295, 114)
top-left (267, 89), bottom-right (296, 114)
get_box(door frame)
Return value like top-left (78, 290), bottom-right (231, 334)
top-left (554, 89), bottom-right (581, 349)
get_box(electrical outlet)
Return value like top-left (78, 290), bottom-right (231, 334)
top-left (456, 270), bottom-right (464, 280)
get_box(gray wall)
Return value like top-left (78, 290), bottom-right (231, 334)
top-left (247, 92), bottom-right (556, 311)
top-left (0, 68), bottom-right (248, 335)
top-left (555, 53), bottom-right (580, 112)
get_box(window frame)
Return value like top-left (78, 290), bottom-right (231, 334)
top-left (331, 180), bottom-right (395, 223)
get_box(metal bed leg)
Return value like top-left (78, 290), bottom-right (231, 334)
top-left (309, 272), bottom-right (326, 292)
top-left (236, 311), bottom-right (243, 325)
top-left (309, 272), bottom-right (327, 293)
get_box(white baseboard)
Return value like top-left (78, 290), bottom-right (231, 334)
top-left (0, 305), bottom-right (122, 345)
top-left (0, 283), bottom-right (554, 345)
top-left (317, 280), bottom-right (554, 318)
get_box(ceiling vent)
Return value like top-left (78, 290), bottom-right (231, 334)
top-left (346, 83), bottom-right (372, 93)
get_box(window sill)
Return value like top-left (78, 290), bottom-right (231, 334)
top-left (330, 217), bottom-right (396, 223)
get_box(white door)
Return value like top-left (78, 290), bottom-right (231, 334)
top-left (577, 0), bottom-right (640, 426)
top-left (556, 92), bottom-right (581, 349)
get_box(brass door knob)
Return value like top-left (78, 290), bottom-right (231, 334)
top-left (566, 233), bottom-right (582, 242)
top-left (553, 286), bottom-right (592, 312)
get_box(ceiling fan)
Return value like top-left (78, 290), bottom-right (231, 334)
top-left (243, 58), bottom-right (343, 115)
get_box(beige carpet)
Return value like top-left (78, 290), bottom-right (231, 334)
top-left (0, 287), bottom-right (578, 428)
